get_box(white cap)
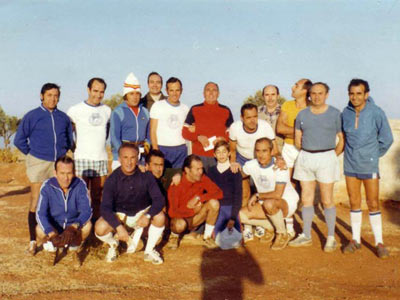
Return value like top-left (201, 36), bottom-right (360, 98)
top-left (123, 72), bottom-right (141, 96)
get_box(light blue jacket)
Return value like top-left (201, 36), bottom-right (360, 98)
top-left (110, 102), bottom-right (150, 160)
top-left (36, 177), bottom-right (92, 235)
top-left (342, 97), bottom-right (393, 174)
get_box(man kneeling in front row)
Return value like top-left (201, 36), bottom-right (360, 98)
top-left (95, 143), bottom-right (166, 264)
top-left (240, 138), bottom-right (299, 250)
top-left (167, 155), bottom-right (223, 249)
top-left (36, 156), bottom-right (92, 253)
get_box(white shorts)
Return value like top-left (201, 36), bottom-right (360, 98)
top-left (293, 150), bottom-right (339, 183)
top-left (116, 206), bottom-right (150, 228)
top-left (282, 143), bottom-right (300, 168)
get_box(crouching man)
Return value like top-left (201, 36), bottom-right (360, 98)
top-left (95, 143), bottom-right (165, 264)
top-left (239, 138), bottom-right (299, 250)
top-left (167, 155), bottom-right (223, 249)
top-left (36, 156), bottom-right (92, 253)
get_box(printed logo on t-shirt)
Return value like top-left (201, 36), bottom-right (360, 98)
top-left (167, 114), bottom-right (180, 129)
top-left (89, 113), bottom-right (103, 126)
top-left (257, 175), bottom-right (272, 189)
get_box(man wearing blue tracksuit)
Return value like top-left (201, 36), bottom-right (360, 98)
top-left (14, 83), bottom-right (73, 254)
top-left (110, 72), bottom-right (150, 170)
top-left (36, 156), bottom-right (92, 251)
top-left (341, 78), bottom-right (393, 258)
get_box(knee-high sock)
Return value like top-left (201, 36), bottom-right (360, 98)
top-left (131, 227), bottom-right (144, 247)
top-left (240, 212), bottom-right (274, 231)
top-left (302, 206), bottom-right (314, 239)
top-left (145, 225), bottom-right (164, 254)
top-left (350, 210), bottom-right (362, 243)
top-left (95, 232), bottom-right (118, 247)
top-left (268, 210), bottom-right (286, 234)
top-left (324, 206), bottom-right (336, 237)
top-left (369, 212), bottom-right (383, 245)
top-left (29, 211), bottom-right (37, 241)
top-left (204, 223), bottom-right (215, 239)
top-left (285, 217), bottom-right (294, 233)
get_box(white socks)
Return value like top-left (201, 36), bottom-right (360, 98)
top-left (369, 212), bottom-right (383, 245)
top-left (350, 210), bottom-right (362, 243)
top-left (145, 225), bottom-right (164, 254)
top-left (204, 223), bottom-right (215, 239)
top-left (96, 232), bottom-right (118, 247)
top-left (268, 210), bottom-right (286, 234)
top-left (285, 217), bottom-right (294, 233)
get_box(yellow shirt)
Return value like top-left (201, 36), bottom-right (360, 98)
top-left (281, 100), bottom-right (307, 145)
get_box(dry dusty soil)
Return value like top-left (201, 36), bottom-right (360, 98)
top-left (0, 162), bottom-right (399, 300)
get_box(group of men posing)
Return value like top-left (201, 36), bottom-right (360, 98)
top-left (14, 72), bottom-right (393, 265)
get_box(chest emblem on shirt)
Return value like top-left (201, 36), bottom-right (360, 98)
top-left (257, 175), bottom-right (272, 189)
top-left (89, 113), bottom-right (104, 126)
top-left (167, 114), bottom-right (180, 129)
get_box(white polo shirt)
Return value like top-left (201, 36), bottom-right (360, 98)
top-left (150, 99), bottom-right (189, 146)
top-left (229, 119), bottom-right (275, 159)
top-left (67, 101), bottom-right (111, 161)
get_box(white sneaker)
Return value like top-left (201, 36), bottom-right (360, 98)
top-left (324, 237), bottom-right (337, 253)
top-left (254, 226), bottom-right (265, 238)
top-left (144, 249), bottom-right (163, 265)
top-left (243, 230), bottom-right (254, 243)
top-left (27, 240), bottom-right (37, 255)
top-left (126, 236), bottom-right (138, 254)
top-left (43, 241), bottom-right (57, 253)
top-left (106, 244), bottom-right (118, 263)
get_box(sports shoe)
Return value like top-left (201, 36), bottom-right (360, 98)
top-left (43, 241), bottom-right (57, 252)
top-left (271, 233), bottom-right (290, 250)
top-left (259, 230), bottom-right (275, 244)
top-left (243, 230), bottom-right (254, 243)
top-left (343, 240), bottom-right (361, 254)
top-left (203, 237), bottom-right (219, 249)
top-left (324, 238), bottom-right (337, 253)
top-left (105, 244), bottom-right (118, 263)
top-left (254, 226), bottom-right (265, 238)
top-left (27, 240), bottom-right (37, 255)
top-left (376, 243), bottom-right (389, 259)
top-left (144, 249), bottom-right (163, 265)
top-left (167, 233), bottom-right (179, 250)
top-left (287, 230), bottom-right (296, 240)
top-left (126, 237), bottom-right (138, 254)
top-left (288, 233), bottom-right (312, 247)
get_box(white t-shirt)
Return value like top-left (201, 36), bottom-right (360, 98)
top-left (150, 99), bottom-right (189, 146)
top-left (67, 102), bottom-right (111, 161)
top-left (243, 159), bottom-right (298, 202)
top-left (229, 119), bottom-right (275, 159)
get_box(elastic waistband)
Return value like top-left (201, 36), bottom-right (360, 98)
top-left (302, 148), bottom-right (334, 154)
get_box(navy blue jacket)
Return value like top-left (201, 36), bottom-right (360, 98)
top-left (101, 168), bottom-right (165, 229)
top-left (14, 105), bottom-right (73, 161)
top-left (36, 177), bottom-right (92, 235)
top-left (342, 97), bottom-right (393, 174)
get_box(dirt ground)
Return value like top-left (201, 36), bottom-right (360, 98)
top-left (0, 162), bottom-right (399, 300)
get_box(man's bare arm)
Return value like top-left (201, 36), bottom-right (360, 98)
top-left (294, 128), bottom-right (302, 150)
top-left (335, 132), bottom-right (344, 156)
top-left (150, 118), bottom-right (159, 150)
top-left (276, 111), bottom-right (294, 138)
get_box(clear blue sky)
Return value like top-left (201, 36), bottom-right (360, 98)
top-left (1, 0), bottom-right (399, 120)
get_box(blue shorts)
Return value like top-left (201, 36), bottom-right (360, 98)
top-left (236, 152), bottom-right (251, 167)
top-left (159, 144), bottom-right (188, 169)
top-left (344, 171), bottom-right (380, 180)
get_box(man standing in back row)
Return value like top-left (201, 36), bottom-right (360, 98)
top-left (140, 72), bottom-right (167, 111)
top-left (341, 79), bottom-right (393, 258)
top-left (276, 79), bottom-right (312, 178)
top-left (182, 82), bottom-right (234, 172)
top-left (67, 78), bottom-right (111, 220)
top-left (289, 82), bottom-right (344, 252)
top-left (14, 83), bottom-right (73, 254)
